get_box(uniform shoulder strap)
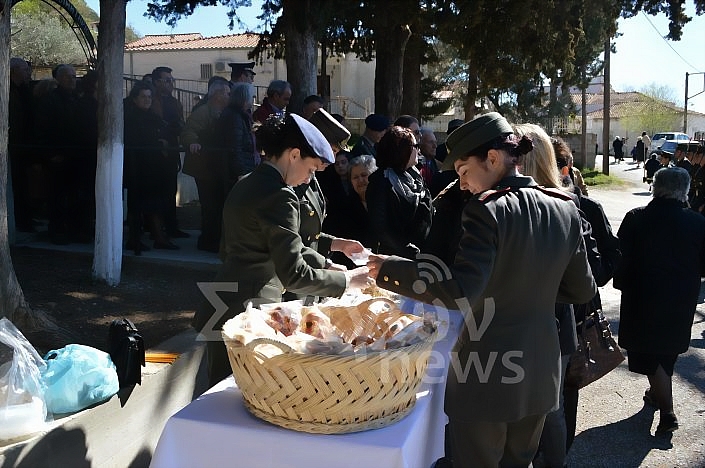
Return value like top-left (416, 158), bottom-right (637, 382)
top-left (532, 185), bottom-right (574, 201)
top-left (477, 187), bottom-right (511, 202)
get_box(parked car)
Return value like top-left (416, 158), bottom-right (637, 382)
top-left (650, 132), bottom-right (690, 154)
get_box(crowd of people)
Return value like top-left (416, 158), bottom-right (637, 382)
top-left (8, 57), bottom-right (704, 467)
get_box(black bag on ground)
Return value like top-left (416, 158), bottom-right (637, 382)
top-left (108, 318), bottom-right (146, 388)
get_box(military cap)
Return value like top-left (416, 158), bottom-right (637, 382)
top-left (442, 112), bottom-right (514, 170)
top-left (676, 143), bottom-right (689, 153)
top-left (365, 114), bottom-right (390, 132)
top-left (228, 61), bottom-right (256, 75)
top-left (309, 108), bottom-right (351, 151)
top-left (290, 114), bottom-right (335, 164)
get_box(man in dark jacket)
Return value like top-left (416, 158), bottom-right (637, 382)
top-left (150, 66), bottom-right (188, 239)
top-left (614, 166), bottom-right (705, 435)
top-left (9, 58), bottom-right (35, 232)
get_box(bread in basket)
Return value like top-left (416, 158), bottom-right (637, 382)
top-left (222, 297), bottom-right (437, 434)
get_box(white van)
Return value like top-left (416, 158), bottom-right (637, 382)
top-left (650, 132), bottom-right (690, 154)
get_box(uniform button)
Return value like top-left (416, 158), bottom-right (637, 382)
top-left (394, 280), bottom-right (400, 286)
top-left (383, 276), bottom-right (389, 282)
top-left (307, 236), bottom-right (312, 241)
top-left (309, 211), bottom-right (315, 217)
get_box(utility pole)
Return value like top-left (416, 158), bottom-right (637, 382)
top-left (684, 72), bottom-right (705, 135)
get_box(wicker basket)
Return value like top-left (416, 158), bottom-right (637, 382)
top-left (222, 298), bottom-right (437, 434)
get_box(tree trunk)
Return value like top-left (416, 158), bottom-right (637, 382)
top-left (320, 37), bottom-right (329, 106)
top-left (464, 60), bottom-right (479, 120)
top-left (581, 86), bottom-right (588, 168)
top-left (282, 0), bottom-right (317, 116)
top-left (374, 22), bottom-right (411, 119)
top-left (92, 0), bottom-right (126, 286)
top-left (0, 0), bottom-right (31, 322)
top-left (400, 32), bottom-right (422, 119)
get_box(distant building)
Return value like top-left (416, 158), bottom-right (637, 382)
top-left (123, 33), bottom-right (375, 121)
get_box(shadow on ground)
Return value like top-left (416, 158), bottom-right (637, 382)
top-left (568, 406), bottom-right (673, 467)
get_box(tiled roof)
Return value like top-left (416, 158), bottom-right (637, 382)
top-left (125, 33), bottom-right (260, 51)
top-left (125, 33), bottom-right (203, 49)
top-left (585, 98), bottom-right (695, 119)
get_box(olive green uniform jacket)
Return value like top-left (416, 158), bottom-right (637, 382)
top-left (192, 163), bottom-right (347, 335)
top-left (377, 175), bottom-right (596, 422)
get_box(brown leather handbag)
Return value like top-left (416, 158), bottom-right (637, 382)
top-left (565, 309), bottom-right (625, 388)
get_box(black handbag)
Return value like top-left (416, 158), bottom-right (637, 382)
top-left (565, 309), bottom-right (625, 389)
top-left (108, 318), bottom-right (146, 388)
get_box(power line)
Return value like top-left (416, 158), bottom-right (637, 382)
top-left (640, 11), bottom-right (703, 72)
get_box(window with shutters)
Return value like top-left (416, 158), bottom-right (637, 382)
top-left (200, 63), bottom-right (213, 80)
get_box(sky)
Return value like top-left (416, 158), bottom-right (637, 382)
top-left (86, 0), bottom-right (705, 114)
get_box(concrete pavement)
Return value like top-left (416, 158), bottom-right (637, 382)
top-left (567, 156), bottom-right (705, 467)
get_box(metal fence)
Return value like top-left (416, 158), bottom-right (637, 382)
top-left (123, 75), bottom-right (371, 120)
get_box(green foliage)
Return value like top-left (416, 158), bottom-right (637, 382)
top-left (10, 0), bottom-right (140, 66)
top-left (621, 86), bottom-right (681, 135)
top-left (11, 12), bottom-right (86, 66)
top-left (581, 169), bottom-right (627, 187)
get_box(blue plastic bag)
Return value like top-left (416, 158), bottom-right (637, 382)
top-left (42, 344), bottom-right (119, 414)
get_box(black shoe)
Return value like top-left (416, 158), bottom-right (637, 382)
top-left (125, 240), bottom-right (150, 254)
top-left (643, 389), bottom-right (658, 408)
top-left (50, 232), bottom-right (71, 245)
top-left (167, 229), bottom-right (190, 238)
top-left (197, 241), bottom-right (220, 253)
top-left (656, 411), bottom-right (678, 434)
top-left (154, 240), bottom-right (180, 250)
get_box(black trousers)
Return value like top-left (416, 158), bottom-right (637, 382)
top-left (195, 177), bottom-right (227, 251)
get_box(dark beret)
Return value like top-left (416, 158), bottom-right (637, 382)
top-left (365, 114), bottom-right (390, 132)
top-left (309, 108), bottom-right (351, 151)
top-left (442, 112), bottom-right (513, 170)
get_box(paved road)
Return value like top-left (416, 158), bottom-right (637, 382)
top-left (566, 157), bottom-right (705, 467)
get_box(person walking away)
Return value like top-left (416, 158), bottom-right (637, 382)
top-left (613, 166), bottom-right (705, 435)
top-left (642, 131), bottom-right (652, 157)
top-left (612, 136), bottom-right (624, 163)
top-left (634, 136), bottom-right (645, 168)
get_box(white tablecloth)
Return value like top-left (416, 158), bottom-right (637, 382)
top-left (151, 309), bottom-right (463, 468)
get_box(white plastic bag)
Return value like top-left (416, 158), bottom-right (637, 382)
top-left (0, 318), bottom-right (49, 441)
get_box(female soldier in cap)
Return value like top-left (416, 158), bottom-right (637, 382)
top-left (368, 112), bottom-right (596, 467)
top-left (192, 114), bottom-right (370, 386)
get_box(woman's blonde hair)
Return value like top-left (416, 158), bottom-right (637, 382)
top-left (513, 123), bottom-right (561, 188)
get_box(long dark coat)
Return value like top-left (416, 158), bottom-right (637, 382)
top-left (614, 197), bottom-right (705, 354)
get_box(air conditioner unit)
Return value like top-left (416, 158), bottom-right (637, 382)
top-left (215, 62), bottom-right (226, 72)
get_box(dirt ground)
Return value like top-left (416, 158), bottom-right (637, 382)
top-left (9, 246), bottom-right (216, 356)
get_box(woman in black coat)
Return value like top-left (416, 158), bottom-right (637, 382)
top-left (123, 82), bottom-right (177, 252)
top-left (634, 136), bottom-right (645, 167)
top-left (614, 166), bottom-right (705, 435)
top-left (366, 126), bottom-right (433, 258)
